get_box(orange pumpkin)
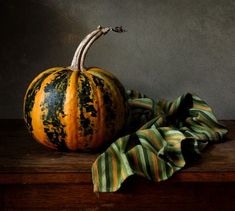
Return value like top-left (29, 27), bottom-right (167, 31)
top-left (23, 26), bottom-right (127, 151)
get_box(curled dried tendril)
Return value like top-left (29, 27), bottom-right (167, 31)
top-left (112, 26), bottom-right (127, 33)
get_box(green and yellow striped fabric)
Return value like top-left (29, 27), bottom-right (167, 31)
top-left (92, 90), bottom-right (228, 192)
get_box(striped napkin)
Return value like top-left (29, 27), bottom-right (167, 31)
top-left (92, 90), bottom-right (228, 192)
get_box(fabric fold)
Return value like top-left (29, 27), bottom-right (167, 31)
top-left (92, 90), bottom-right (228, 192)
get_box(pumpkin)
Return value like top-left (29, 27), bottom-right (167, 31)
top-left (23, 26), bottom-right (127, 151)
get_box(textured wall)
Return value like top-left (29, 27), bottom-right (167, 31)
top-left (0, 0), bottom-right (234, 119)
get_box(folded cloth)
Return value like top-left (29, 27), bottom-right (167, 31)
top-left (92, 90), bottom-right (228, 192)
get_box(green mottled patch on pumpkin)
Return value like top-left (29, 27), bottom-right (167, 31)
top-left (92, 75), bottom-right (116, 128)
top-left (42, 69), bottom-right (71, 150)
top-left (78, 72), bottom-right (97, 136)
top-left (24, 69), bottom-right (56, 132)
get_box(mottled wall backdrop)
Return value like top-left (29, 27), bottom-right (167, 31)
top-left (0, 0), bottom-right (234, 119)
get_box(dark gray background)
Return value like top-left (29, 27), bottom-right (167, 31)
top-left (0, 0), bottom-right (234, 119)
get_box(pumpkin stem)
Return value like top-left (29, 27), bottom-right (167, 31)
top-left (70, 26), bottom-right (126, 71)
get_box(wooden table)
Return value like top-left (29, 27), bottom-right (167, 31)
top-left (0, 120), bottom-right (235, 210)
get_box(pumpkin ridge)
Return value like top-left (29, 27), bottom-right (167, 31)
top-left (41, 69), bottom-right (72, 150)
top-left (89, 74), bottom-right (107, 148)
top-left (24, 69), bottom-right (57, 132)
top-left (31, 68), bottom-right (65, 149)
top-left (76, 72), bottom-right (98, 149)
top-left (63, 70), bottom-right (79, 150)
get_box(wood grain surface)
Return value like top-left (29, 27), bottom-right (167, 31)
top-left (0, 120), bottom-right (235, 210)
